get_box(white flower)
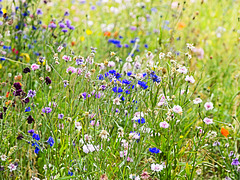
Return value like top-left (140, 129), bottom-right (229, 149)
top-left (193, 98), bottom-right (202, 104)
top-left (159, 52), bottom-right (165, 59)
top-left (99, 130), bottom-right (109, 139)
top-left (0, 154), bottom-right (7, 161)
top-left (186, 43), bottom-right (195, 50)
top-left (113, 97), bottom-right (121, 105)
top-left (177, 66), bottom-right (188, 74)
top-left (204, 102), bottom-right (214, 110)
top-left (57, 45), bottom-right (64, 52)
top-left (172, 105), bottom-right (183, 114)
top-left (166, 52), bottom-right (172, 57)
top-left (185, 75), bottom-right (195, 83)
top-left (75, 121), bottom-right (82, 131)
top-left (151, 163), bottom-right (164, 172)
top-left (8, 163), bottom-right (17, 172)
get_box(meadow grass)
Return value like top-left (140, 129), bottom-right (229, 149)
top-left (0, 0), bottom-right (240, 179)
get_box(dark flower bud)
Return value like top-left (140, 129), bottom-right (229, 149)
top-left (23, 67), bottom-right (31, 73)
top-left (27, 115), bottom-right (34, 124)
top-left (45, 77), bottom-right (51, 85)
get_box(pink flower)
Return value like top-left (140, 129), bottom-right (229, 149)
top-left (203, 117), bottom-right (213, 125)
top-left (185, 75), bottom-right (195, 83)
top-left (171, 2), bottom-right (178, 9)
top-left (204, 102), bottom-right (214, 110)
top-left (62, 55), bottom-right (71, 62)
top-left (177, 66), bottom-right (188, 74)
top-left (31, 64), bottom-right (40, 71)
top-left (66, 66), bottom-right (77, 74)
top-left (108, 61), bottom-right (115, 67)
top-left (172, 105), bottom-right (183, 114)
top-left (192, 48), bottom-right (204, 59)
top-left (160, 121), bottom-right (169, 128)
top-left (141, 171), bottom-right (150, 180)
top-left (193, 98), bottom-right (202, 104)
top-left (77, 68), bottom-right (83, 75)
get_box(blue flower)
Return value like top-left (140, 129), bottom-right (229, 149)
top-left (109, 70), bottom-right (116, 74)
top-left (34, 146), bottom-right (40, 154)
top-left (25, 107), bottom-right (31, 112)
top-left (113, 87), bottom-right (123, 93)
top-left (149, 147), bottom-right (161, 154)
top-left (47, 136), bottom-right (54, 147)
top-left (115, 73), bottom-right (121, 79)
top-left (127, 72), bottom-right (132, 76)
top-left (138, 81), bottom-right (148, 89)
top-left (122, 79), bottom-right (131, 85)
top-left (68, 171), bottom-right (73, 176)
top-left (32, 133), bottom-right (40, 141)
top-left (98, 74), bottom-right (104, 80)
top-left (136, 118), bottom-right (145, 124)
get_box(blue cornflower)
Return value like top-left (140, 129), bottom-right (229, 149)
top-left (98, 74), bottom-right (104, 80)
top-left (115, 73), bottom-right (121, 79)
top-left (25, 107), bottom-right (31, 112)
top-left (113, 87), bottom-right (123, 93)
top-left (125, 90), bottom-right (130, 94)
top-left (68, 171), bottom-right (73, 176)
top-left (122, 79), bottom-right (131, 85)
top-left (121, 96), bottom-right (125, 101)
top-left (138, 81), bottom-right (148, 89)
top-left (149, 147), bottom-right (161, 154)
top-left (28, 129), bottom-right (34, 134)
top-left (32, 133), bottom-right (40, 141)
top-left (47, 136), bottom-right (54, 147)
top-left (109, 70), bottom-right (116, 74)
top-left (136, 118), bottom-right (145, 124)
top-left (34, 146), bottom-right (40, 154)
top-left (127, 72), bottom-right (132, 76)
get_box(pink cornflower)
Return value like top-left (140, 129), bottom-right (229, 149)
top-left (172, 105), bottom-right (183, 114)
top-left (62, 55), bottom-right (71, 62)
top-left (185, 75), bottom-right (195, 83)
top-left (66, 66), bottom-right (77, 74)
top-left (31, 64), bottom-right (40, 71)
top-left (177, 66), bottom-right (188, 74)
top-left (204, 102), bottom-right (214, 110)
top-left (108, 61), bottom-right (115, 67)
top-left (203, 117), bottom-right (213, 125)
top-left (141, 171), bottom-right (150, 180)
top-left (160, 121), bottom-right (169, 128)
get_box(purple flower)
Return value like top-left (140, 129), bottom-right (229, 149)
top-left (64, 11), bottom-right (70, 16)
top-left (231, 158), bottom-right (240, 166)
top-left (48, 23), bottom-right (57, 29)
top-left (58, 114), bottom-right (64, 119)
top-left (13, 89), bottom-right (23, 96)
top-left (27, 89), bottom-right (36, 98)
top-left (36, 8), bottom-right (43, 15)
top-left (59, 22), bottom-right (66, 28)
top-left (28, 129), bottom-right (34, 134)
top-left (66, 19), bottom-right (71, 27)
top-left (42, 107), bottom-right (52, 113)
top-left (23, 67), bottom-right (31, 73)
top-left (62, 29), bottom-right (68, 33)
top-left (68, 25), bottom-right (75, 30)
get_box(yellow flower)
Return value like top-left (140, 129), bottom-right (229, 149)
top-left (180, 135), bottom-right (183, 139)
top-left (2, 9), bottom-right (7, 14)
top-left (0, 64), bottom-right (2, 69)
top-left (20, 53), bottom-right (30, 63)
top-left (80, 36), bottom-right (85, 41)
top-left (86, 29), bottom-right (92, 35)
top-left (37, 58), bottom-right (46, 66)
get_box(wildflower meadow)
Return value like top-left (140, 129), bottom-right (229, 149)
top-left (0, 0), bottom-right (240, 179)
